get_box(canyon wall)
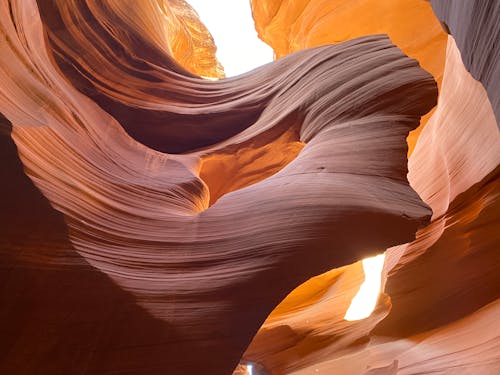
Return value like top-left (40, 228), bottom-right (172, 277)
top-left (0, 0), bottom-right (498, 374)
top-left (243, 1), bottom-right (500, 374)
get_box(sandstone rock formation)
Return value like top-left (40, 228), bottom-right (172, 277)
top-left (250, 0), bottom-right (448, 153)
top-left (241, 1), bottom-right (500, 374)
top-left (431, 0), bottom-right (500, 127)
top-left (0, 1), bottom-right (498, 375)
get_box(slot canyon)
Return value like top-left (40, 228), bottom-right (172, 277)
top-left (0, 1), bottom-right (498, 374)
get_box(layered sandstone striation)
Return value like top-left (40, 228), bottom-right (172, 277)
top-left (244, 36), bottom-right (500, 374)
top-left (250, 0), bottom-right (449, 153)
top-left (431, 0), bottom-right (500, 127)
top-left (0, 1), bottom-right (498, 375)
top-left (242, 1), bottom-right (500, 374)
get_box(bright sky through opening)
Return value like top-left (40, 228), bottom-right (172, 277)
top-left (187, 0), bottom-right (274, 77)
top-left (344, 254), bottom-right (386, 321)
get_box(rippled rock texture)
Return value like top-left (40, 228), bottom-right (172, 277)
top-left (0, 0), bottom-right (498, 374)
top-left (244, 1), bottom-right (500, 374)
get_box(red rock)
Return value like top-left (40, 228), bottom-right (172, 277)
top-left (0, 1), bottom-right (498, 374)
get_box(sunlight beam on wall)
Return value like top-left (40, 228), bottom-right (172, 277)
top-left (344, 254), bottom-right (386, 321)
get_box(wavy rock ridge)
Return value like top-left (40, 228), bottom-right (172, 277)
top-left (243, 1), bottom-right (500, 374)
top-left (0, 0), bottom-right (498, 374)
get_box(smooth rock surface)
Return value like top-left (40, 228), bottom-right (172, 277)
top-left (241, 1), bottom-right (500, 374)
top-left (431, 0), bottom-right (500, 127)
top-left (0, 0), bottom-right (498, 374)
top-left (0, 1), bottom-right (437, 374)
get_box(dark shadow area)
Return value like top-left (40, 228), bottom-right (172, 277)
top-left (374, 165), bottom-right (500, 337)
top-left (0, 115), bottom-right (231, 374)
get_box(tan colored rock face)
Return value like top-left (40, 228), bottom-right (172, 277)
top-left (0, 1), bottom-right (498, 375)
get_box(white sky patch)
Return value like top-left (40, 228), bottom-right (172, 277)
top-left (344, 254), bottom-right (386, 321)
top-left (187, 0), bottom-right (274, 77)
